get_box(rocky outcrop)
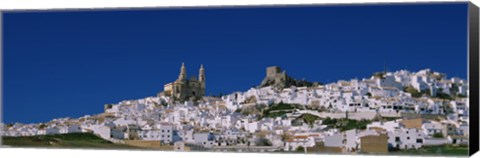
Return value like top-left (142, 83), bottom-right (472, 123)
top-left (258, 66), bottom-right (318, 89)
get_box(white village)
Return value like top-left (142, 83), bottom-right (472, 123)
top-left (2, 63), bottom-right (470, 154)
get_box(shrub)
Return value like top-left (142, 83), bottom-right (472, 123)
top-left (433, 133), bottom-right (444, 138)
top-left (296, 146), bottom-right (305, 152)
top-left (404, 86), bottom-right (421, 98)
top-left (435, 92), bottom-right (453, 100)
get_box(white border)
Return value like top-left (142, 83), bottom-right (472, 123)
top-left (0, 0), bottom-right (479, 158)
top-left (0, 148), bottom-right (470, 158)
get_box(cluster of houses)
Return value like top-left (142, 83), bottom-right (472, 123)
top-left (3, 69), bottom-right (470, 154)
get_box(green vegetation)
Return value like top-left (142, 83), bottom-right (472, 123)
top-left (300, 114), bottom-right (320, 125)
top-left (262, 111), bottom-right (288, 118)
top-left (433, 133), bottom-right (444, 138)
top-left (295, 146), bottom-right (305, 152)
top-left (5, 123), bottom-right (14, 128)
top-left (322, 117), bottom-right (371, 131)
top-left (104, 104), bottom-right (113, 109)
top-left (450, 84), bottom-right (459, 95)
top-left (383, 117), bottom-right (400, 121)
top-left (434, 88), bottom-right (448, 99)
top-left (435, 92), bottom-right (453, 100)
top-left (292, 114), bottom-right (321, 127)
top-left (392, 145), bottom-right (468, 156)
top-left (366, 92), bottom-right (372, 97)
top-left (254, 137), bottom-right (272, 146)
top-left (445, 85), bottom-right (468, 98)
top-left (268, 102), bottom-right (299, 111)
top-left (2, 133), bottom-right (140, 149)
top-left (403, 86), bottom-right (420, 97)
top-left (403, 85), bottom-right (463, 100)
top-left (38, 124), bottom-right (47, 129)
top-left (322, 117), bottom-right (338, 127)
top-left (259, 74), bottom-right (316, 89)
top-left (261, 102), bottom-right (303, 118)
top-left (403, 86), bottom-right (430, 98)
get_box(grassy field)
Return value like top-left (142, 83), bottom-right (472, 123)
top-left (391, 145), bottom-right (469, 156)
top-left (2, 133), bottom-right (469, 156)
top-left (123, 140), bottom-right (174, 150)
top-left (2, 133), bottom-right (142, 149)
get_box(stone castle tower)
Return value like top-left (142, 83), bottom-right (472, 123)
top-left (259, 66), bottom-right (315, 89)
top-left (163, 63), bottom-right (206, 101)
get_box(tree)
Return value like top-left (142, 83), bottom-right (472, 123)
top-left (38, 124), bottom-right (47, 129)
top-left (322, 117), bottom-right (337, 126)
top-left (366, 92), bottom-right (372, 97)
top-left (295, 146), bottom-right (305, 152)
top-left (435, 92), bottom-right (453, 100)
top-left (433, 132), bottom-right (444, 138)
top-left (403, 86), bottom-right (422, 98)
top-left (5, 123), bottom-right (14, 128)
top-left (255, 137), bottom-right (272, 146)
top-left (450, 84), bottom-right (459, 94)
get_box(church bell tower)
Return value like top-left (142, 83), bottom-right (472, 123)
top-left (178, 62), bottom-right (187, 82)
top-left (199, 64), bottom-right (206, 96)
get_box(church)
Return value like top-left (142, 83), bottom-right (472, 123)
top-left (163, 63), bottom-right (206, 101)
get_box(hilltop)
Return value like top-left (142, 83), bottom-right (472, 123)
top-left (3, 67), bottom-right (470, 155)
top-left (258, 66), bottom-right (319, 89)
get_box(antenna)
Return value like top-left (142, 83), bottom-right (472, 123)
top-left (383, 59), bottom-right (387, 74)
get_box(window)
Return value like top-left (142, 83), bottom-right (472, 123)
top-left (416, 139), bottom-right (423, 143)
top-left (407, 137), bottom-right (410, 140)
top-left (406, 131), bottom-right (409, 134)
top-left (395, 137), bottom-right (400, 142)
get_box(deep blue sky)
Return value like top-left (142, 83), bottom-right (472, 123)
top-left (3, 3), bottom-right (468, 123)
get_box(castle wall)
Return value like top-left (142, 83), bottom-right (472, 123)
top-left (266, 66), bottom-right (281, 78)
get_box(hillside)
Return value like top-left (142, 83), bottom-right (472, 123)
top-left (2, 133), bottom-right (141, 149)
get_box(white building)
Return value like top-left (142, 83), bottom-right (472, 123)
top-left (388, 128), bottom-right (425, 149)
top-left (59, 124), bottom-right (82, 134)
